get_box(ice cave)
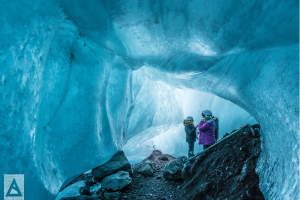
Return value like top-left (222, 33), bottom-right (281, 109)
top-left (0, 0), bottom-right (298, 199)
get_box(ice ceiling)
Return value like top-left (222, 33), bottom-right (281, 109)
top-left (0, 0), bottom-right (298, 200)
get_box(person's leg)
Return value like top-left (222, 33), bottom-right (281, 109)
top-left (188, 142), bottom-right (192, 153)
top-left (188, 142), bottom-right (191, 157)
top-left (190, 142), bottom-right (195, 156)
top-left (190, 142), bottom-right (194, 152)
top-left (188, 142), bottom-right (194, 157)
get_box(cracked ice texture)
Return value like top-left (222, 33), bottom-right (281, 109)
top-left (0, 0), bottom-right (298, 199)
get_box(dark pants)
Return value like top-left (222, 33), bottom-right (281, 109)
top-left (203, 145), bottom-right (211, 151)
top-left (188, 141), bottom-right (194, 152)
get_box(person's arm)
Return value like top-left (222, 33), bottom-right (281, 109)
top-left (184, 126), bottom-right (188, 134)
top-left (198, 121), bottom-right (203, 131)
top-left (191, 125), bottom-right (196, 131)
top-left (199, 121), bottom-right (211, 132)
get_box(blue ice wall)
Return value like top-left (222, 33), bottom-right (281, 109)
top-left (127, 67), bottom-right (184, 140)
top-left (0, 0), bottom-right (298, 199)
top-left (124, 67), bottom-right (257, 162)
top-left (0, 1), bottom-right (132, 199)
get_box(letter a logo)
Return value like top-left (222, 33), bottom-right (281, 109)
top-left (6, 179), bottom-right (22, 196)
top-left (4, 174), bottom-right (24, 200)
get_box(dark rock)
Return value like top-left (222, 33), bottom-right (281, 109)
top-left (84, 176), bottom-right (94, 187)
top-left (133, 163), bottom-right (153, 177)
top-left (142, 150), bottom-right (175, 165)
top-left (231, 129), bottom-right (238, 133)
top-left (223, 132), bottom-right (230, 139)
top-left (89, 193), bottom-right (104, 199)
top-left (89, 183), bottom-right (101, 194)
top-left (101, 171), bottom-right (132, 191)
top-left (181, 124), bottom-right (264, 200)
top-left (182, 163), bottom-right (192, 180)
top-left (163, 158), bottom-right (185, 181)
top-left (60, 173), bottom-right (91, 193)
top-left (79, 186), bottom-right (92, 196)
top-left (104, 191), bottom-right (121, 200)
top-left (100, 188), bottom-right (106, 193)
top-left (92, 150), bottom-right (132, 182)
top-left (159, 156), bottom-right (169, 161)
top-left (96, 192), bottom-right (104, 199)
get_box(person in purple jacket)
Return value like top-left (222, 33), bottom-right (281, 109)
top-left (198, 110), bottom-right (216, 150)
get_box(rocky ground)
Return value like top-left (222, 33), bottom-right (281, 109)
top-left (182, 124), bottom-right (264, 200)
top-left (121, 150), bottom-right (185, 200)
top-left (59, 124), bottom-right (264, 200)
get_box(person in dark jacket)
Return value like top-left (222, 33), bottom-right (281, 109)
top-left (198, 110), bottom-right (216, 150)
top-left (183, 116), bottom-right (197, 158)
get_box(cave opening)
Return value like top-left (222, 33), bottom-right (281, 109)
top-left (123, 66), bottom-right (258, 163)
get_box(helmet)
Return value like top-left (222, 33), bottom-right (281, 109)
top-left (202, 110), bottom-right (212, 118)
top-left (186, 116), bottom-right (194, 121)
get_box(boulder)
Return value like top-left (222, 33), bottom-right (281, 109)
top-left (101, 171), bottom-right (132, 191)
top-left (133, 163), bottom-right (153, 177)
top-left (182, 164), bottom-right (192, 180)
top-left (92, 192), bottom-right (104, 199)
top-left (92, 150), bottom-right (132, 182)
top-left (89, 183), bottom-right (101, 194)
top-left (56, 181), bottom-right (85, 200)
top-left (104, 191), bottom-right (121, 200)
top-left (84, 176), bottom-right (94, 187)
top-left (163, 158), bottom-right (185, 181)
top-left (79, 187), bottom-right (92, 196)
top-left (159, 156), bottom-right (169, 161)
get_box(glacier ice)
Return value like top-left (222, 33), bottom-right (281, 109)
top-left (124, 67), bottom-right (257, 162)
top-left (0, 0), bottom-right (298, 200)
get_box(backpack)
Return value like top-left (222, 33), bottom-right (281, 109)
top-left (212, 116), bottom-right (219, 140)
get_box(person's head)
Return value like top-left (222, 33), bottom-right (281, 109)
top-left (184, 116), bottom-right (194, 124)
top-left (202, 110), bottom-right (212, 121)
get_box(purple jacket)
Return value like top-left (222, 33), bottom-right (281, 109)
top-left (198, 120), bottom-right (216, 145)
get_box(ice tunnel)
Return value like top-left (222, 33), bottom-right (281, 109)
top-left (0, 0), bottom-right (298, 200)
top-left (123, 66), bottom-right (258, 163)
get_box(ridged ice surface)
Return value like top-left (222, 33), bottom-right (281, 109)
top-left (0, 0), bottom-right (298, 199)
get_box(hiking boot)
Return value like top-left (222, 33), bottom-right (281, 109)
top-left (188, 151), bottom-right (195, 158)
